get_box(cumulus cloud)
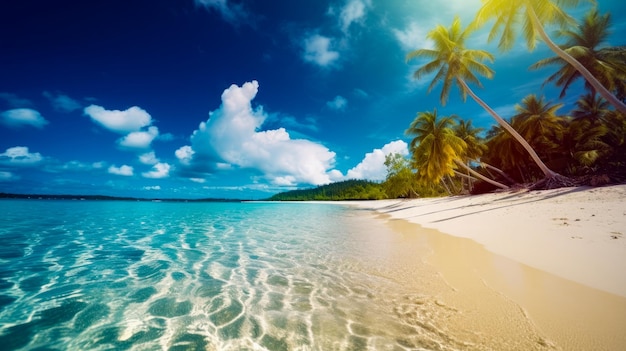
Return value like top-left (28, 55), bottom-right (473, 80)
top-left (338, 0), bottom-right (371, 33)
top-left (43, 91), bottom-right (81, 112)
top-left (118, 126), bottom-right (159, 149)
top-left (139, 151), bottom-right (159, 165)
top-left (183, 80), bottom-right (338, 186)
top-left (1, 108), bottom-right (48, 129)
top-left (195, 0), bottom-right (250, 26)
top-left (326, 96), bottom-right (348, 111)
top-left (175, 145), bottom-right (195, 166)
top-left (302, 34), bottom-right (340, 67)
top-left (108, 165), bottom-right (134, 176)
top-left (84, 105), bottom-right (152, 134)
top-left (143, 185), bottom-right (161, 190)
top-left (393, 22), bottom-right (430, 52)
top-left (142, 162), bottom-right (171, 179)
top-left (0, 146), bottom-right (44, 165)
top-left (346, 140), bottom-right (409, 181)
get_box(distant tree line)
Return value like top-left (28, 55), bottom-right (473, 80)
top-left (267, 180), bottom-right (386, 201)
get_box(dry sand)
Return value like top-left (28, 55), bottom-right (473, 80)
top-left (350, 184), bottom-right (626, 297)
top-left (346, 184), bottom-right (626, 350)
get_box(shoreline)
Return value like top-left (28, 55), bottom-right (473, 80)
top-left (342, 184), bottom-right (626, 350)
top-left (345, 184), bottom-right (626, 298)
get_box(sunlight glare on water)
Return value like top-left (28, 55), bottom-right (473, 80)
top-left (0, 200), bottom-right (489, 350)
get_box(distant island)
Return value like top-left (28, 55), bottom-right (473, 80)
top-left (268, 180), bottom-right (385, 201)
top-left (0, 180), bottom-right (387, 203)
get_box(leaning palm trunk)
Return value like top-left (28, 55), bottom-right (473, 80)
top-left (454, 159), bottom-right (509, 189)
top-left (453, 170), bottom-right (474, 181)
top-left (446, 174), bottom-right (460, 194)
top-left (440, 179), bottom-right (452, 195)
top-left (477, 161), bottom-right (517, 184)
top-left (466, 162), bottom-right (473, 192)
top-left (458, 78), bottom-right (559, 178)
top-left (528, 8), bottom-right (626, 114)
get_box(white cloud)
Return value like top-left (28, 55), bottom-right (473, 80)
top-left (175, 145), bottom-right (195, 165)
top-left (142, 162), bottom-right (171, 179)
top-left (118, 126), bottom-right (159, 149)
top-left (108, 165), bottom-right (134, 176)
top-left (302, 34), bottom-right (340, 67)
top-left (143, 185), bottom-right (161, 191)
top-left (339, 0), bottom-right (371, 33)
top-left (43, 91), bottom-right (81, 112)
top-left (326, 95), bottom-right (348, 111)
top-left (139, 151), bottom-right (159, 165)
top-left (393, 22), bottom-right (430, 52)
top-left (186, 80), bottom-right (339, 186)
top-left (0, 146), bottom-right (43, 165)
top-left (195, 0), bottom-right (249, 26)
top-left (1, 108), bottom-right (48, 129)
top-left (0, 171), bottom-right (19, 182)
top-left (190, 178), bottom-right (206, 183)
top-left (84, 105), bottom-right (152, 134)
top-left (346, 140), bottom-right (409, 181)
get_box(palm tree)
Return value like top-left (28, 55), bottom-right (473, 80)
top-left (571, 92), bottom-right (611, 125)
top-left (530, 9), bottom-right (626, 100)
top-left (406, 110), bottom-right (463, 186)
top-left (565, 118), bottom-right (609, 170)
top-left (453, 119), bottom-right (487, 191)
top-left (406, 110), bottom-right (508, 190)
top-left (472, 0), bottom-right (626, 113)
top-left (513, 94), bottom-right (566, 160)
top-left (406, 17), bottom-right (563, 184)
top-left (484, 123), bottom-right (535, 182)
top-left (454, 119), bottom-right (487, 161)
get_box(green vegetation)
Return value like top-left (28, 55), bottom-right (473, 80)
top-left (273, 3), bottom-right (626, 201)
top-left (406, 16), bottom-right (563, 182)
top-left (400, 4), bottom-right (626, 195)
top-left (268, 180), bottom-right (386, 201)
top-left (472, 0), bottom-right (626, 114)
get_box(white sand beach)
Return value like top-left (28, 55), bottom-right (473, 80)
top-left (346, 184), bottom-right (626, 350)
top-left (350, 184), bottom-right (626, 297)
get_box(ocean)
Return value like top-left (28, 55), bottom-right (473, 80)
top-left (0, 199), bottom-right (456, 351)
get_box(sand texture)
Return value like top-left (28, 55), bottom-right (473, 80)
top-left (350, 185), bottom-right (626, 297)
top-left (346, 184), bottom-right (626, 350)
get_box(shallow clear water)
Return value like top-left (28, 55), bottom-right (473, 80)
top-left (0, 200), bottom-right (456, 350)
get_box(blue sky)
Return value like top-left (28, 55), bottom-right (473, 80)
top-left (1, 0), bottom-right (624, 199)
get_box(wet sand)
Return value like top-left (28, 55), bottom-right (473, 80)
top-left (380, 218), bottom-right (626, 350)
top-left (341, 185), bottom-right (626, 350)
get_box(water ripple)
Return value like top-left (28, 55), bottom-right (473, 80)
top-left (0, 200), bottom-right (506, 350)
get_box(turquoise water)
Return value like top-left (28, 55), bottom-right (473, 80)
top-left (0, 200), bottom-right (453, 350)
